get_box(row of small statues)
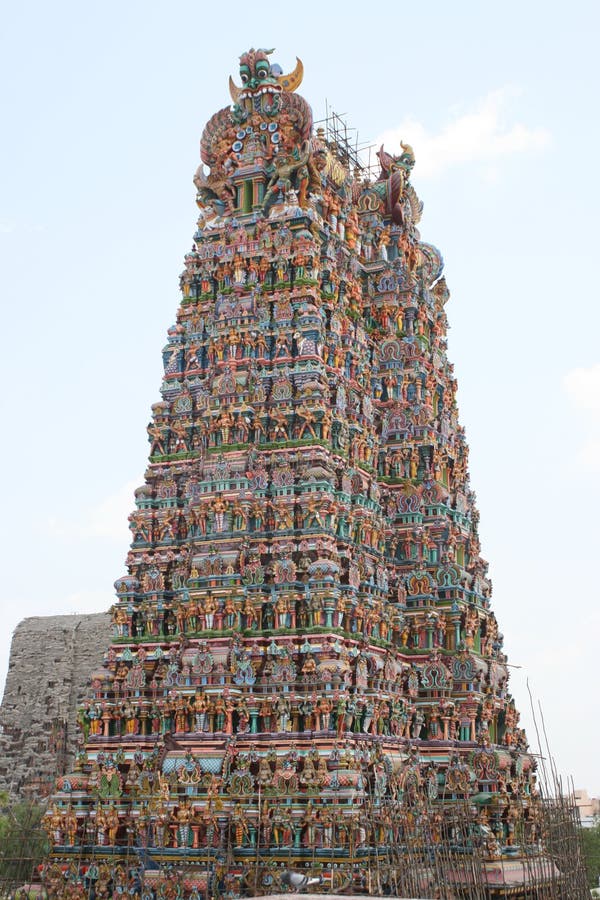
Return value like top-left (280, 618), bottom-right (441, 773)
top-left (161, 310), bottom-right (443, 377)
top-left (131, 495), bottom-right (383, 540)
top-left (130, 492), bottom-right (469, 546)
top-left (44, 791), bottom-right (538, 852)
top-left (46, 801), bottom-right (371, 850)
top-left (146, 395), bottom-right (455, 455)
top-left (114, 597), bottom-right (404, 641)
top-left (111, 599), bottom-right (494, 655)
top-left (80, 690), bottom-right (521, 747)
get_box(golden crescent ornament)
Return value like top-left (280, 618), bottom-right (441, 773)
top-left (276, 57), bottom-right (304, 93)
top-left (229, 76), bottom-right (242, 103)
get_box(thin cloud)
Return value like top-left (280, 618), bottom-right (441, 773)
top-left (374, 88), bottom-right (551, 178)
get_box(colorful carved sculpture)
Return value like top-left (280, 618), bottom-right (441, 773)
top-left (41, 48), bottom-right (572, 900)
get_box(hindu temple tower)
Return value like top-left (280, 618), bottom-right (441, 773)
top-left (40, 49), bottom-right (562, 898)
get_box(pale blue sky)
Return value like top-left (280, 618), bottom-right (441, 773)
top-left (1, 0), bottom-right (599, 793)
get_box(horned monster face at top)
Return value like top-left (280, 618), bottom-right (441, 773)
top-left (200, 49), bottom-right (312, 175)
top-left (239, 48), bottom-right (278, 92)
top-left (229, 48), bottom-right (304, 103)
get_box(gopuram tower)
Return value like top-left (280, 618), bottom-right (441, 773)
top-left (41, 49), bottom-right (562, 899)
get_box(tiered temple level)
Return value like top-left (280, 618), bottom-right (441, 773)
top-left (43, 49), bottom-right (544, 898)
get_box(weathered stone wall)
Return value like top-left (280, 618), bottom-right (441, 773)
top-left (0, 612), bottom-right (111, 799)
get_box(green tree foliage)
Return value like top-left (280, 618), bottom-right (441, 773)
top-left (581, 821), bottom-right (600, 888)
top-left (0, 792), bottom-right (49, 893)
